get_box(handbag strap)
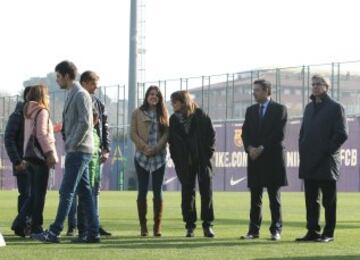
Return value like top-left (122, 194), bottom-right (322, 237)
top-left (31, 108), bottom-right (50, 134)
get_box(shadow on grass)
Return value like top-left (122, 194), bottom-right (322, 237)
top-left (218, 218), bottom-right (360, 229)
top-left (254, 256), bottom-right (360, 260)
top-left (3, 235), bottom-right (299, 249)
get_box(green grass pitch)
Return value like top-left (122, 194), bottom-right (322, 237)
top-left (1, 191), bottom-right (360, 259)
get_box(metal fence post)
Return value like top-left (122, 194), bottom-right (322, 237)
top-left (302, 65), bottom-right (306, 112)
top-left (331, 62), bottom-right (335, 98)
top-left (276, 68), bottom-right (281, 103)
top-left (116, 85), bottom-right (121, 190)
top-left (307, 66), bottom-right (310, 106)
top-left (337, 62), bottom-right (341, 102)
top-left (231, 74), bottom-right (235, 119)
top-left (225, 74), bottom-right (229, 120)
top-left (207, 76), bottom-right (211, 115)
top-left (250, 71), bottom-right (254, 105)
top-left (201, 76), bottom-right (205, 107)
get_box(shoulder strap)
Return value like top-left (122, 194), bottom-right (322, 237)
top-left (33, 109), bottom-right (43, 128)
top-left (32, 108), bottom-right (50, 132)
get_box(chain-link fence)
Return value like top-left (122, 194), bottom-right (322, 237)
top-left (1, 60), bottom-right (360, 190)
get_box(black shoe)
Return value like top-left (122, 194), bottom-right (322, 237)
top-left (13, 227), bottom-right (26, 238)
top-left (99, 226), bottom-right (112, 236)
top-left (32, 230), bottom-right (60, 243)
top-left (240, 233), bottom-right (259, 240)
top-left (24, 225), bottom-right (32, 237)
top-left (317, 235), bottom-right (334, 243)
top-left (71, 234), bottom-right (87, 243)
top-left (87, 235), bottom-right (101, 243)
top-left (186, 228), bottom-right (194, 238)
top-left (66, 228), bottom-right (76, 237)
top-left (270, 232), bottom-right (281, 241)
top-left (295, 232), bottom-right (321, 242)
top-left (71, 234), bottom-right (100, 243)
top-left (203, 227), bottom-right (215, 238)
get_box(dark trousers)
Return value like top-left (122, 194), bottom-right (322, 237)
top-left (13, 162), bottom-right (49, 234)
top-left (180, 165), bottom-right (214, 229)
top-left (135, 159), bottom-right (165, 201)
top-left (304, 179), bottom-right (337, 237)
top-left (16, 174), bottom-right (29, 214)
top-left (249, 186), bottom-right (282, 235)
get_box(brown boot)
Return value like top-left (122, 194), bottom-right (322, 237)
top-left (153, 199), bottom-right (163, 237)
top-left (137, 200), bottom-right (148, 237)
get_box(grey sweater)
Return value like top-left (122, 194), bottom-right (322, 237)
top-left (62, 82), bottom-right (93, 154)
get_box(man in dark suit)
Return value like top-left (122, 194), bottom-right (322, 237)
top-left (296, 75), bottom-right (348, 243)
top-left (241, 79), bottom-right (288, 241)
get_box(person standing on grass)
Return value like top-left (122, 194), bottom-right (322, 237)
top-left (12, 84), bottom-right (58, 238)
top-left (33, 60), bottom-right (100, 243)
top-left (240, 79), bottom-right (288, 241)
top-left (73, 109), bottom-right (104, 239)
top-left (5, 86), bottom-right (32, 237)
top-left (168, 90), bottom-right (216, 238)
top-left (296, 75), bottom-right (348, 243)
top-left (130, 86), bottom-right (169, 237)
top-left (66, 70), bottom-right (112, 237)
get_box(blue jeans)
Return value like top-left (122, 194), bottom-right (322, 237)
top-left (67, 171), bottom-right (101, 234)
top-left (49, 152), bottom-right (99, 237)
top-left (67, 196), bottom-right (77, 230)
top-left (135, 159), bottom-right (165, 201)
top-left (71, 181), bottom-right (100, 235)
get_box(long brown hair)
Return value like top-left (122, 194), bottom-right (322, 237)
top-left (24, 84), bottom-right (50, 118)
top-left (140, 85), bottom-right (169, 130)
top-left (170, 90), bottom-right (198, 117)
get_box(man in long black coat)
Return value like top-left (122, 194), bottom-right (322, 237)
top-left (241, 79), bottom-right (288, 241)
top-left (296, 75), bottom-right (348, 243)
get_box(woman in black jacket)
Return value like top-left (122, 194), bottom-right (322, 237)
top-left (4, 86), bottom-right (31, 237)
top-left (169, 90), bottom-right (216, 238)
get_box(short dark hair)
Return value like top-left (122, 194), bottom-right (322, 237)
top-left (80, 71), bottom-right (99, 84)
top-left (55, 60), bottom-right (77, 80)
top-left (23, 86), bottom-right (32, 101)
top-left (253, 79), bottom-right (271, 96)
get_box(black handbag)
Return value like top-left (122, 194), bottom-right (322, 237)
top-left (23, 109), bottom-right (47, 164)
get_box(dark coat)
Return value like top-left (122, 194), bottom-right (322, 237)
top-left (299, 94), bottom-right (348, 181)
top-left (5, 102), bottom-right (26, 175)
top-left (169, 108), bottom-right (215, 182)
top-left (241, 100), bottom-right (288, 188)
top-left (93, 96), bottom-right (111, 152)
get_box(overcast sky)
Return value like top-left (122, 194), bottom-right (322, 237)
top-left (1, 0), bottom-right (360, 95)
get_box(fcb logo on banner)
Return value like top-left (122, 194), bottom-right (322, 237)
top-left (234, 128), bottom-right (243, 148)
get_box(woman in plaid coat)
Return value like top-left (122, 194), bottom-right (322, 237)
top-left (130, 86), bottom-right (169, 237)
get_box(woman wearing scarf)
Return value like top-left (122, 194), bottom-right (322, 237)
top-left (169, 91), bottom-right (216, 238)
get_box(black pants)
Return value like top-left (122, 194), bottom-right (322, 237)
top-left (304, 179), bottom-right (337, 237)
top-left (16, 173), bottom-right (29, 214)
top-left (180, 165), bottom-right (214, 229)
top-left (249, 186), bottom-right (282, 235)
top-left (12, 162), bottom-right (49, 234)
top-left (135, 159), bottom-right (166, 201)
